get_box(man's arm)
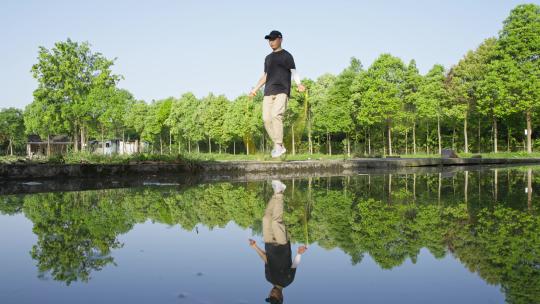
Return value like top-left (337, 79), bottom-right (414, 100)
top-left (249, 73), bottom-right (267, 97)
top-left (249, 239), bottom-right (268, 263)
top-left (291, 245), bottom-right (307, 269)
top-left (291, 69), bottom-right (306, 92)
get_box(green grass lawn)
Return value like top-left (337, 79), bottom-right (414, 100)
top-left (2, 151), bottom-right (540, 164)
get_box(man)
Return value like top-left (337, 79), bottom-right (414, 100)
top-left (249, 30), bottom-right (306, 158)
top-left (249, 180), bottom-right (308, 304)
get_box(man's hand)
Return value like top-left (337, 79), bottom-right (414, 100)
top-left (297, 84), bottom-right (306, 93)
top-left (248, 89), bottom-right (257, 98)
top-left (297, 245), bottom-right (308, 254)
top-left (248, 238), bottom-right (257, 248)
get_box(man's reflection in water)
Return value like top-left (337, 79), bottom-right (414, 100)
top-left (249, 180), bottom-right (308, 304)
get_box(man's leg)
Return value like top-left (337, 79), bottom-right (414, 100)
top-left (263, 192), bottom-right (276, 243)
top-left (270, 93), bottom-right (288, 147)
top-left (268, 192), bottom-right (287, 245)
top-left (262, 95), bottom-right (277, 145)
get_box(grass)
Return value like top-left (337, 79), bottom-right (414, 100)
top-left (2, 150), bottom-right (540, 165)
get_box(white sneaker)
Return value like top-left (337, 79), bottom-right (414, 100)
top-left (271, 145), bottom-right (286, 158)
top-left (271, 180), bottom-right (287, 193)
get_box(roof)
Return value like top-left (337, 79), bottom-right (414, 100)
top-left (27, 134), bottom-right (42, 142)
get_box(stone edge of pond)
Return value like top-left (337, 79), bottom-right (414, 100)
top-left (2, 157), bottom-right (540, 180)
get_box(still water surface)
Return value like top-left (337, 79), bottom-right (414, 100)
top-left (1, 166), bottom-right (539, 303)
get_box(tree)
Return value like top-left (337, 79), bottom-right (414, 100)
top-left (402, 60), bottom-right (422, 154)
top-left (474, 38), bottom-right (512, 153)
top-left (352, 54), bottom-right (406, 155)
top-left (495, 4), bottom-right (540, 153)
top-left (223, 95), bottom-right (262, 154)
top-left (417, 64), bottom-right (448, 154)
top-left (446, 39), bottom-right (497, 153)
top-left (85, 87), bottom-right (133, 153)
top-left (201, 94), bottom-right (230, 153)
top-left (30, 38), bottom-right (121, 152)
top-left (167, 93), bottom-right (205, 153)
top-left (0, 108), bottom-right (25, 155)
top-left (309, 74), bottom-right (336, 154)
top-left (325, 58), bottom-right (361, 156)
top-left (124, 100), bottom-right (148, 143)
top-left (143, 98), bottom-right (173, 154)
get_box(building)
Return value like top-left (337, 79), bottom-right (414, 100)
top-left (89, 139), bottom-right (148, 155)
top-left (27, 135), bottom-right (72, 157)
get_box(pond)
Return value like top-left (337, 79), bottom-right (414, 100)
top-left (1, 166), bottom-right (539, 304)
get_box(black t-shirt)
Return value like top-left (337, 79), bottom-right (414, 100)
top-left (264, 49), bottom-right (296, 97)
top-left (264, 242), bottom-right (297, 287)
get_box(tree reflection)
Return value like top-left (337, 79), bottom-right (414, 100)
top-left (0, 168), bottom-right (538, 302)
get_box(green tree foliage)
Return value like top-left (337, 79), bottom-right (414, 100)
top-left (4, 170), bottom-right (539, 303)
top-left (0, 108), bottom-right (25, 155)
top-left (494, 4), bottom-right (540, 153)
top-left (417, 64), bottom-right (448, 154)
top-left (352, 54), bottom-right (406, 155)
top-left (12, 4), bottom-right (540, 156)
top-left (30, 39), bottom-right (121, 152)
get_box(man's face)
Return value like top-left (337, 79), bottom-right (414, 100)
top-left (268, 37), bottom-right (282, 50)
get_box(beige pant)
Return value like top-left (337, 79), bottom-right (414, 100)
top-left (263, 192), bottom-right (288, 245)
top-left (263, 93), bottom-right (288, 146)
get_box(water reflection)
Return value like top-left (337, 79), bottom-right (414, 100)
top-left (0, 166), bottom-right (539, 303)
top-left (249, 180), bottom-right (308, 304)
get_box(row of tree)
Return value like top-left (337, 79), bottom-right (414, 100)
top-left (1, 4), bottom-right (538, 156)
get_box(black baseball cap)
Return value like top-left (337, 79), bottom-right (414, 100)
top-left (265, 30), bottom-right (283, 40)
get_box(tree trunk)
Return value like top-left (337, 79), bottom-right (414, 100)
top-left (413, 121), bottom-right (416, 155)
top-left (169, 130), bottom-right (172, 154)
top-left (73, 125), bottom-right (79, 152)
top-left (122, 129), bottom-right (126, 155)
top-left (464, 171), bottom-right (469, 204)
top-left (368, 128), bottom-right (371, 155)
top-left (405, 129), bottom-right (408, 155)
top-left (464, 114), bottom-right (469, 153)
top-left (233, 141), bottom-right (236, 155)
top-left (160, 134), bottom-right (163, 155)
top-left (527, 168), bottom-right (532, 210)
top-left (208, 136), bottom-right (212, 154)
top-left (47, 134), bottom-right (50, 157)
top-left (327, 132), bottom-right (332, 155)
top-left (426, 123), bottom-right (430, 154)
top-left (413, 174), bottom-right (416, 202)
top-left (493, 117), bottom-right (498, 153)
top-left (197, 142), bottom-right (200, 153)
top-left (308, 122), bottom-right (313, 155)
top-left (478, 120), bottom-right (481, 153)
top-left (292, 124), bottom-right (296, 155)
top-left (507, 128), bottom-right (511, 152)
top-left (80, 125), bottom-right (85, 152)
top-left (437, 115), bottom-right (442, 155)
top-left (101, 127), bottom-right (105, 155)
top-left (438, 172), bottom-right (442, 205)
top-left (387, 122), bottom-right (392, 156)
top-left (452, 127), bottom-right (456, 150)
top-left (346, 134), bottom-right (350, 157)
top-left (188, 139), bottom-right (191, 153)
top-left (383, 128), bottom-right (386, 155)
top-left (9, 138), bottom-right (13, 156)
top-left (494, 169), bottom-right (498, 202)
top-left (526, 110), bottom-right (532, 153)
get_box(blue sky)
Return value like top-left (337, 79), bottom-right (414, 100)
top-left (1, 0), bottom-right (538, 109)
